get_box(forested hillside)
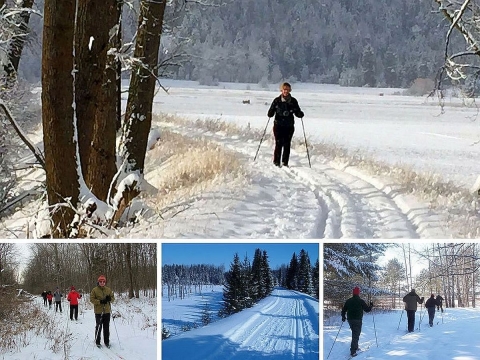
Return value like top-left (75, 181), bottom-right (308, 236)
top-left (18, 0), bottom-right (462, 88)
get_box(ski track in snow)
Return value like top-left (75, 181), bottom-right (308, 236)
top-left (162, 288), bottom-right (319, 360)
top-left (156, 121), bottom-right (449, 239)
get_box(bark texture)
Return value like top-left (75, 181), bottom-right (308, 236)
top-left (41, 0), bottom-right (79, 238)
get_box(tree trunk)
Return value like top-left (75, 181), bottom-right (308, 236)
top-left (126, 243), bottom-right (134, 298)
top-left (75, 0), bottom-right (117, 201)
top-left (42, 0), bottom-right (79, 238)
top-left (122, 0), bottom-right (166, 174)
top-left (4, 0), bottom-right (34, 83)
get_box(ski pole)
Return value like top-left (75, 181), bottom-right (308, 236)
top-left (254, 117), bottom-right (271, 161)
top-left (326, 320), bottom-right (343, 359)
top-left (300, 117), bottom-right (311, 168)
top-left (397, 310), bottom-right (404, 330)
top-left (372, 310), bottom-right (378, 347)
top-left (111, 304), bottom-right (122, 349)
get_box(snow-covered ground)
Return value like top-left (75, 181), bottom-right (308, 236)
top-left (1, 79), bottom-right (478, 238)
top-left (162, 285), bottom-right (224, 337)
top-left (162, 287), bottom-right (319, 360)
top-left (323, 307), bottom-right (480, 359)
top-left (2, 292), bottom-right (157, 360)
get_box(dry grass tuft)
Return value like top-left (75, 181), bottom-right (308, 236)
top-left (145, 127), bottom-right (245, 213)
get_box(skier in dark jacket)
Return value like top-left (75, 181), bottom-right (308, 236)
top-left (341, 286), bottom-right (373, 357)
top-left (403, 289), bottom-right (424, 332)
top-left (425, 294), bottom-right (439, 327)
top-left (436, 294), bottom-right (444, 312)
top-left (267, 82), bottom-right (304, 167)
top-left (41, 290), bottom-right (48, 306)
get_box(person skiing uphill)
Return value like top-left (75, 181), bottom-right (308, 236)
top-left (90, 275), bottom-right (115, 348)
top-left (67, 286), bottom-right (82, 321)
top-left (341, 286), bottom-right (373, 357)
top-left (267, 82), bottom-right (304, 167)
top-left (403, 289), bottom-right (424, 332)
top-left (425, 294), bottom-right (439, 327)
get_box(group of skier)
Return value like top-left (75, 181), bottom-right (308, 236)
top-left (340, 286), bottom-right (445, 357)
top-left (39, 274), bottom-right (115, 348)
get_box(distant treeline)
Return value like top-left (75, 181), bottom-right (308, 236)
top-left (19, 0), bottom-right (466, 89)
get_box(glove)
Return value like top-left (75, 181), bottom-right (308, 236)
top-left (105, 295), bottom-right (111, 302)
top-left (341, 316), bottom-right (346, 322)
top-left (370, 301), bottom-right (374, 307)
top-left (100, 299), bottom-right (107, 304)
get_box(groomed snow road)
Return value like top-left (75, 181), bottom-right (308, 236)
top-left (162, 288), bottom-right (319, 360)
top-left (151, 121), bottom-right (450, 239)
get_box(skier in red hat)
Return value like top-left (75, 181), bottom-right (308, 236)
top-left (341, 286), bottom-right (373, 357)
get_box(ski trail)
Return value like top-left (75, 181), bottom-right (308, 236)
top-left (163, 288), bottom-right (319, 360)
top-left (156, 121), bottom-right (449, 238)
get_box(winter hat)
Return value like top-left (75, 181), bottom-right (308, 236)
top-left (71, 286), bottom-right (75, 290)
top-left (431, 294), bottom-right (435, 298)
top-left (353, 286), bottom-right (360, 295)
top-left (98, 275), bottom-right (107, 283)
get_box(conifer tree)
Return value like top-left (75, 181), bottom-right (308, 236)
top-left (262, 250), bottom-right (273, 296)
top-left (221, 253), bottom-right (244, 316)
top-left (286, 252), bottom-right (298, 290)
top-left (298, 249), bottom-right (313, 295)
top-left (312, 258), bottom-right (319, 299)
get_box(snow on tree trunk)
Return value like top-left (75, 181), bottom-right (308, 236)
top-left (41, 0), bottom-right (79, 238)
top-left (122, 0), bottom-right (166, 175)
top-left (75, 0), bottom-right (117, 202)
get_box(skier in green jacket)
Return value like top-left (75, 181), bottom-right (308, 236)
top-left (90, 274), bottom-right (115, 348)
top-left (341, 286), bottom-right (373, 357)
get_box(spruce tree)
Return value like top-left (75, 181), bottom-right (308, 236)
top-left (312, 258), bottom-right (319, 299)
top-left (262, 250), bottom-right (273, 296)
top-left (298, 249), bottom-right (313, 295)
top-left (250, 248), bottom-right (263, 301)
top-left (286, 252), bottom-right (299, 290)
top-left (221, 253), bottom-right (244, 316)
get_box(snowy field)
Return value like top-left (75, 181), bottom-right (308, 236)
top-left (162, 287), bottom-right (319, 360)
top-left (2, 292), bottom-right (157, 360)
top-left (154, 79), bottom-right (480, 189)
top-left (161, 284), bottom-right (224, 337)
top-left (323, 307), bottom-right (480, 359)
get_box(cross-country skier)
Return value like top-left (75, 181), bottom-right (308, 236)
top-left (90, 275), bottom-right (115, 348)
top-left (53, 287), bottom-right (63, 313)
top-left (436, 294), bottom-right (444, 312)
top-left (403, 289), bottom-right (424, 332)
top-left (41, 290), bottom-right (47, 306)
top-left (425, 294), bottom-right (439, 327)
top-left (46, 290), bottom-right (53, 309)
top-left (267, 82), bottom-right (304, 167)
top-left (341, 286), bottom-right (373, 357)
top-left (67, 286), bottom-right (82, 321)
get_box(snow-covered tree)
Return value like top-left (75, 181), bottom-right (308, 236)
top-left (298, 249), bottom-right (313, 295)
top-left (324, 243), bottom-right (387, 305)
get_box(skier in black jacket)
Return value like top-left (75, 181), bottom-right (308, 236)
top-left (341, 286), bottom-right (373, 357)
top-left (436, 294), bottom-right (444, 312)
top-left (425, 294), bottom-right (439, 327)
top-left (267, 82), bottom-right (304, 167)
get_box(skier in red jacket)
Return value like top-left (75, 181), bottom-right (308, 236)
top-left (46, 291), bottom-right (53, 309)
top-left (67, 286), bottom-right (83, 321)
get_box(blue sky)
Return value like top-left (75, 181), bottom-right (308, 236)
top-left (162, 242), bottom-right (319, 269)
